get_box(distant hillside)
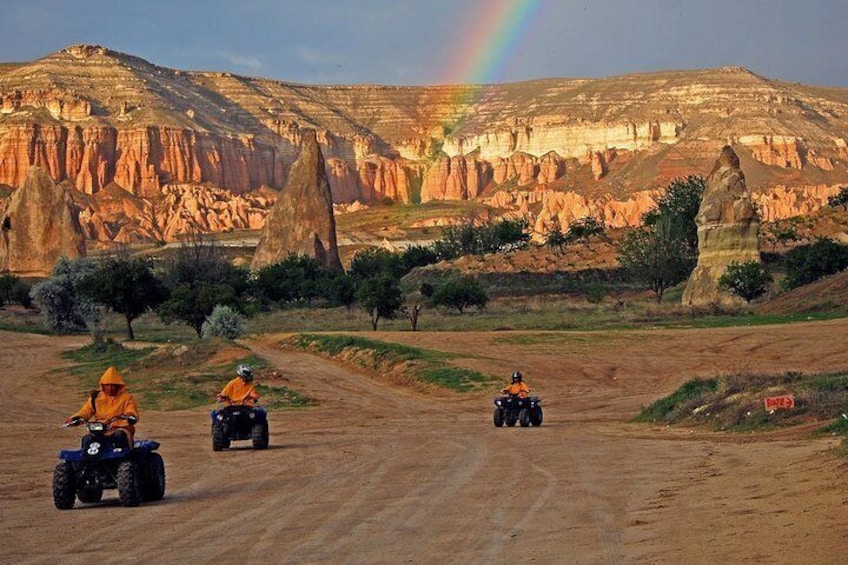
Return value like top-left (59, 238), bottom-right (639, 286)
top-left (0, 44), bottom-right (847, 260)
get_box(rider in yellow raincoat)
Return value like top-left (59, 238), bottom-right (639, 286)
top-left (217, 364), bottom-right (260, 406)
top-left (66, 366), bottom-right (139, 448)
top-left (501, 370), bottom-right (531, 398)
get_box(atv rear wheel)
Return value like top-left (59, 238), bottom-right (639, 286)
top-left (76, 486), bottom-right (103, 503)
top-left (530, 407), bottom-right (543, 427)
top-left (53, 462), bottom-right (76, 510)
top-left (142, 453), bottom-right (166, 502)
top-left (117, 461), bottom-right (141, 507)
top-left (493, 407), bottom-right (504, 427)
top-left (212, 423), bottom-right (230, 451)
top-left (518, 408), bottom-right (531, 427)
top-left (252, 422), bottom-right (269, 449)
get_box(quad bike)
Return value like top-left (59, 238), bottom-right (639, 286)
top-left (493, 394), bottom-right (543, 428)
top-left (210, 397), bottom-right (269, 451)
top-left (53, 415), bottom-right (165, 509)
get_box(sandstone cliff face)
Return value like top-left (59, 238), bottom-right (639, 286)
top-left (251, 130), bottom-right (341, 271)
top-left (1, 46), bottom-right (847, 251)
top-left (0, 167), bottom-right (85, 276)
top-left (682, 146), bottom-right (761, 307)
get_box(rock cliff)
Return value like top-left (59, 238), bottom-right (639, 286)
top-left (0, 46), bottom-right (847, 260)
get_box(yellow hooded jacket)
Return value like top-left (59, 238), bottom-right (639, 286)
top-left (72, 367), bottom-right (139, 442)
top-left (219, 377), bottom-right (260, 406)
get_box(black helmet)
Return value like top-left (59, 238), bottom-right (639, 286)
top-left (237, 364), bottom-right (254, 382)
top-left (511, 370), bottom-right (522, 383)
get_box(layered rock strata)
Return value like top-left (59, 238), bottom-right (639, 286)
top-left (0, 167), bottom-right (86, 275)
top-left (682, 146), bottom-right (761, 306)
top-left (251, 130), bottom-right (341, 271)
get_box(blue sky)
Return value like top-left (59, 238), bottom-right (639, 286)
top-left (1, 0), bottom-right (846, 87)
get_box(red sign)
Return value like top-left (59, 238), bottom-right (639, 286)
top-left (764, 395), bottom-right (795, 411)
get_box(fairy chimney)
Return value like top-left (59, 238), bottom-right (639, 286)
top-left (682, 146), bottom-right (761, 306)
top-left (251, 130), bottom-right (342, 270)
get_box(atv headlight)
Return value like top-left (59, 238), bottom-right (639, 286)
top-left (216, 414), bottom-right (224, 421)
top-left (249, 412), bottom-right (256, 419)
top-left (88, 422), bottom-right (105, 432)
top-left (495, 400), bottom-right (502, 406)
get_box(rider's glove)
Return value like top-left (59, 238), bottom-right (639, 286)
top-left (126, 415), bottom-right (138, 425)
top-left (65, 416), bottom-right (83, 426)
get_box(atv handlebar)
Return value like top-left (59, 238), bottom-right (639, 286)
top-left (61, 413), bottom-right (135, 429)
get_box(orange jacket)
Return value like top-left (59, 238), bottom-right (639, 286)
top-left (502, 382), bottom-right (531, 398)
top-left (71, 367), bottom-right (139, 442)
top-left (219, 377), bottom-right (260, 406)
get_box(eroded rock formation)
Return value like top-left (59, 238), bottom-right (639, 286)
top-left (0, 167), bottom-right (86, 275)
top-left (682, 146), bottom-right (761, 307)
top-left (251, 130), bottom-right (341, 271)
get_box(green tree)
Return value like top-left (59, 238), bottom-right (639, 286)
top-left (782, 237), bottom-right (848, 290)
top-left (827, 186), bottom-right (848, 211)
top-left (349, 247), bottom-right (405, 280)
top-left (618, 218), bottom-right (697, 302)
top-left (253, 254), bottom-right (326, 305)
top-left (30, 257), bottom-right (101, 334)
top-left (718, 261), bottom-right (773, 303)
top-left (762, 218), bottom-right (803, 252)
top-left (431, 275), bottom-right (488, 313)
top-left (78, 252), bottom-right (168, 340)
top-left (643, 175), bottom-right (705, 251)
top-left (158, 234), bottom-right (250, 336)
top-left (0, 272), bottom-right (31, 307)
top-left (356, 274), bottom-right (404, 331)
top-left (544, 226), bottom-right (569, 255)
top-left (566, 217), bottom-right (606, 244)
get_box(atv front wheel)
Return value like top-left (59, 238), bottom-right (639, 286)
top-left (142, 453), bottom-right (166, 502)
top-left (252, 422), bottom-right (269, 449)
top-left (530, 407), bottom-right (543, 427)
top-left (76, 486), bottom-right (103, 503)
top-left (53, 462), bottom-right (76, 510)
top-left (505, 411), bottom-right (518, 427)
top-left (117, 461), bottom-right (141, 507)
top-left (518, 408), bottom-right (531, 427)
top-left (493, 407), bottom-right (504, 427)
top-left (212, 423), bottom-right (230, 451)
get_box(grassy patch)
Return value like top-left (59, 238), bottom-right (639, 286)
top-left (60, 339), bottom-right (314, 411)
top-left (633, 370), bottom-right (848, 435)
top-left (282, 333), bottom-right (494, 392)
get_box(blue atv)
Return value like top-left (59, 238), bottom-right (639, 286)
top-left (493, 394), bottom-right (543, 428)
top-left (211, 399), bottom-right (269, 451)
top-left (53, 415), bottom-right (165, 509)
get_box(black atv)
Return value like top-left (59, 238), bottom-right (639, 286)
top-left (210, 399), bottom-right (269, 451)
top-left (53, 415), bottom-right (165, 509)
top-left (493, 395), bottom-right (543, 428)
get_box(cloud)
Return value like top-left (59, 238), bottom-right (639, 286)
top-left (294, 45), bottom-right (344, 67)
top-left (217, 51), bottom-right (263, 71)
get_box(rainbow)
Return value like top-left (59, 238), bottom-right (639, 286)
top-left (442, 0), bottom-right (544, 86)
top-left (437, 0), bottom-right (545, 137)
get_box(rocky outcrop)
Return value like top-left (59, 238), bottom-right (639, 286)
top-left (0, 167), bottom-right (86, 275)
top-left (421, 152), bottom-right (492, 202)
top-left (251, 130), bottom-right (341, 271)
top-left (682, 146), bottom-right (761, 307)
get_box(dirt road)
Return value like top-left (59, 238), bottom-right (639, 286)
top-left (1, 320), bottom-right (847, 564)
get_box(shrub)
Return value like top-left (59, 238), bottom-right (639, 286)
top-left (827, 186), bottom-right (848, 211)
top-left (718, 260), bottom-right (773, 302)
top-left (30, 257), bottom-right (101, 334)
top-left (431, 275), bottom-right (488, 313)
top-left (782, 237), bottom-right (848, 290)
top-left (201, 304), bottom-right (246, 340)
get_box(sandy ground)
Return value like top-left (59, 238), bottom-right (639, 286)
top-left (1, 320), bottom-right (847, 564)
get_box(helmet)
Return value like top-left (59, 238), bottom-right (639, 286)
top-left (237, 364), bottom-right (254, 382)
top-left (511, 370), bottom-right (522, 383)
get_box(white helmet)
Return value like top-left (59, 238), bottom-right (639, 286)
top-left (236, 364), bottom-right (254, 382)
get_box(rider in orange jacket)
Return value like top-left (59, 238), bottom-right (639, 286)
top-left (501, 370), bottom-right (531, 398)
top-left (217, 364), bottom-right (260, 406)
top-left (66, 366), bottom-right (139, 448)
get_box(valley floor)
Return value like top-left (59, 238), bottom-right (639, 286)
top-left (1, 321), bottom-right (847, 564)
